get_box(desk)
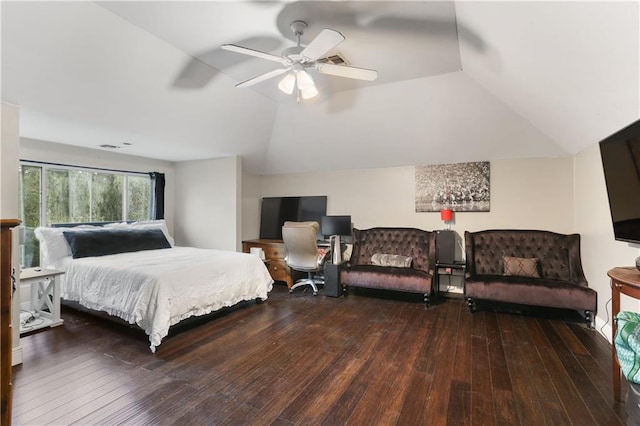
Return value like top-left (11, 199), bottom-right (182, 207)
top-left (19, 268), bottom-right (65, 334)
top-left (608, 266), bottom-right (640, 402)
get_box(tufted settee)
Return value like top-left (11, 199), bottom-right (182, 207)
top-left (464, 229), bottom-right (597, 326)
top-left (339, 227), bottom-right (437, 306)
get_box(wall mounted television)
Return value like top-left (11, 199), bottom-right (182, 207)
top-left (599, 119), bottom-right (640, 244)
top-left (259, 196), bottom-right (327, 240)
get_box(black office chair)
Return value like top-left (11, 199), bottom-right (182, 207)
top-left (282, 221), bottom-right (324, 295)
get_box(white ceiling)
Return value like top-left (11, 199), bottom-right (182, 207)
top-left (2, 1), bottom-right (638, 175)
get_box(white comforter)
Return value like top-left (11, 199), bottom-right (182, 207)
top-left (59, 247), bottom-right (273, 352)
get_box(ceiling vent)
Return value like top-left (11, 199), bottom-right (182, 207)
top-left (318, 53), bottom-right (347, 66)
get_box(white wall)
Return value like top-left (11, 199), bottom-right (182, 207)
top-left (241, 172), bottom-right (261, 242)
top-left (574, 144), bottom-right (640, 342)
top-left (1, 102), bottom-right (23, 365)
top-left (174, 156), bottom-right (241, 251)
top-left (256, 157), bottom-right (574, 238)
top-left (19, 138), bottom-right (176, 234)
top-left (1, 105), bottom-right (19, 218)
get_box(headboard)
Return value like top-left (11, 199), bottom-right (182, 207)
top-left (51, 221), bottom-right (130, 228)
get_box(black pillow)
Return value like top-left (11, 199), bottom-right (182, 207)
top-left (63, 228), bottom-right (171, 259)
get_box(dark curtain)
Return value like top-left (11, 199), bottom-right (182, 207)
top-left (149, 172), bottom-right (165, 220)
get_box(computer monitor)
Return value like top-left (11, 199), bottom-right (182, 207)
top-left (321, 215), bottom-right (352, 238)
top-left (321, 215), bottom-right (352, 263)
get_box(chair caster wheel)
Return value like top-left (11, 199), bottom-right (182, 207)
top-left (313, 292), bottom-right (318, 296)
top-left (289, 290), bottom-right (294, 294)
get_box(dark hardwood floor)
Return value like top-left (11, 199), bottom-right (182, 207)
top-left (12, 284), bottom-right (626, 425)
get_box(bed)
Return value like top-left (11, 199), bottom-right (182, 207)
top-left (34, 220), bottom-right (273, 352)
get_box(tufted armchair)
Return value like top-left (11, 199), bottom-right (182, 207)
top-left (464, 229), bottom-right (597, 326)
top-left (340, 227), bottom-right (436, 306)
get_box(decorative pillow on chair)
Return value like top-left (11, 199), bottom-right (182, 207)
top-left (503, 256), bottom-right (540, 278)
top-left (371, 253), bottom-right (413, 268)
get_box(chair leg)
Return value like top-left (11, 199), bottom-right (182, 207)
top-left (424, 293), bottom-right (430, 308)
top-left (585, 310), bottom-right (594, 328)
top-left (289, 272), bottom-right (319, 296)
top-left (466, 297), bottom-right (477, 313)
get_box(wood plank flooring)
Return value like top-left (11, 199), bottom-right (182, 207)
top-left (12, 285), bottom-right (627, 425)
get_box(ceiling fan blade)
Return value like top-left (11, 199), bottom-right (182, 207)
top-left (235, 68), bottom-right (288, 88)
top-left (221, 44), bottom-right (283, 64)
top-left (315, 63), bottom-right (378, 81)
top-left (300, 29), bottom-right (345, 61)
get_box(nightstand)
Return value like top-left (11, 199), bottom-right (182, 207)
top-left (435, 261), bottom-right (466, 295)
top-left (19, 268), bottom-right (65, 334)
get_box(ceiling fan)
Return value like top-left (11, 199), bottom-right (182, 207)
top-left (221, 20), bottom-right (378, 101)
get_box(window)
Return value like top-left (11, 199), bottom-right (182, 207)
top-left (19, 162), bottom-right (152, 268)
top-left (127, 175), bottom-right (151, 221)
top-left (19, 165), bottom-right (42, 268)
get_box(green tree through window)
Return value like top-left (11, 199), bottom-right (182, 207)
top-left (46, 169), bottom-right (70, 225)
top-left (92, 173), bottom-right (123, 222)
top-left (19, 165), bottom-right (41, 267)
top-left (128, 175), bottom-right (150, 221)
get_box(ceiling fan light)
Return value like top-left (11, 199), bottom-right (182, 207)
top-left (278, 73), bottom-right (296, 94)
top-left (296, 70), bottom-right (318, 99)
top-left (300, 85), bottom-right (319, 100)
top-left (296, 70), bottom-right (315, 90)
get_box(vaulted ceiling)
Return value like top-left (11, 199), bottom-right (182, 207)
top-left (2, 1), bottom-right (638, 174)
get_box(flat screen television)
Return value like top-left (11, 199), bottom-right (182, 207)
top-left (599, 119), bottom-right (640, 244)
top-left (259, 196), bottom-right (327, 240)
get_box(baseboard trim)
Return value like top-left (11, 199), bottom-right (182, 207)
top-left (12, 345), bottom-right (23, 366)
top-left (596, 316), bottom-right (612, 345)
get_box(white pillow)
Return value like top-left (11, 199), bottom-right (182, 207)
top-left (128, 220), bottom-right (175, 247)
top-left (34, 225), bottom-right (97, 268)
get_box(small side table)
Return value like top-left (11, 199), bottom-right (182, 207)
top-left (19, 268), bottom-right (65, 334)
top-left (608, 266), bottom-right (640, 402)
top-left (435, 261), bottom-right (466, 295)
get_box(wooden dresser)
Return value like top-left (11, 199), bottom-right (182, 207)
top-left (1, 219), bottom-right (19, 426)
top-left (242, 239), bottom-right (292, 288)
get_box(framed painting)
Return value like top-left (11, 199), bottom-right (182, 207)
top-left (415, 161), bottom-right (490, 212)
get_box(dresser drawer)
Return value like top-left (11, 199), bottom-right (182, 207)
top-left (263, 245), bottom-right (286, 260)
top-left (242, 239), bottom-right (293, 288)
top-left (267, 260), bottom-right (290, 282)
